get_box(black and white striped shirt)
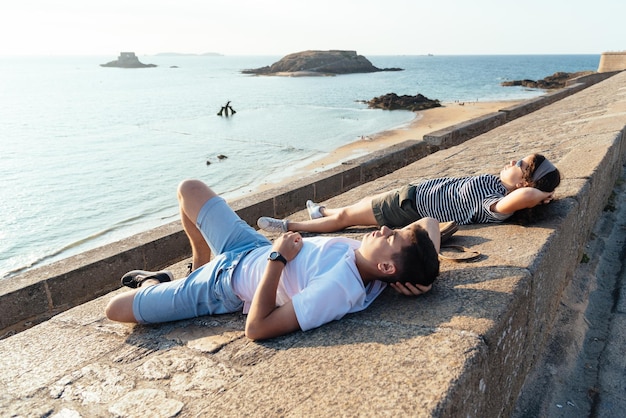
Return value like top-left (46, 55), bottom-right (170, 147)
top-left (413, 174), bottom-right (511, 225)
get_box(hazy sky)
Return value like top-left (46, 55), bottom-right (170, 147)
top-left (0, 0), bottom-right (623, 56)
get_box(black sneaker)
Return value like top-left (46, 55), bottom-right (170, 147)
top-left (121, 270), bottom-right (173, 288)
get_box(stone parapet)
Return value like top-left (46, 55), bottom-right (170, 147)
top-left (598, 51), bottom-right (626, 73)
top-left (0, 71), bottom-right (614, 339)
top-left (0, 71), bottom-right (624, 417)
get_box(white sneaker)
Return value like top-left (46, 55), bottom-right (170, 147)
top-left (257, 217), bottom-right (288, 233)
top-left (306, 200), bottom-right (324, 220)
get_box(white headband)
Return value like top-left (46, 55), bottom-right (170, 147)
top-left (532, 159), bottom-right (557, 182)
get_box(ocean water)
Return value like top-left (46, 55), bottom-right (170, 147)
top-left (0, 54), bottom-right (599, 279)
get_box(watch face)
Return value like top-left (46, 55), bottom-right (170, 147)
top-left (268, 251), bottom-right (286, 264)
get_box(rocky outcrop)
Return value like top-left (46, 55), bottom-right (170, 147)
top-left (100, 52), bottom-right (156, 68)
top-left (501, 71), bottom-right (593, 89)
top-left (241, 50), bottom-right (402, 76)
top-left (364, 93), bottom-right (441, 111)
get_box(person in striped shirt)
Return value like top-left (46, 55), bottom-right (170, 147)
top-left (257, 153), bottom-right (560, 233)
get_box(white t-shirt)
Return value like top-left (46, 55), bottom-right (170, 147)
top-left (232, 236), bottom-right (386, 331)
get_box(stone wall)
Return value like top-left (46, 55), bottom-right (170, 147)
top-left (598, 51), bottom-right (626, 73)
top-left (0, 71), bottom-right (617, 339)
top-left (0, 70), bottom-right (624, 418)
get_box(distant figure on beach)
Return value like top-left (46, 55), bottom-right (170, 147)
top-left (257, 153), bottom-right (561, 234)
top-left (105, 179), bottom-right (440, 341)
top-left (217, 101), bottom-right (236, 116)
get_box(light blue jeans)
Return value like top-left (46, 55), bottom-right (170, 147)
top-left (132, 196), bottom-right (271, 324)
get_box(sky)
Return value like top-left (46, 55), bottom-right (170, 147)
top-left (0, 0), bottom-right (623, 56)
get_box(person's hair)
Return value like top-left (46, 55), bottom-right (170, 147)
top-left (389, 225), bottom-right (440, 286)
top-left (523, 153), bottom-right (561, 192)
top-left (509, 154), bottom-right (562, 225)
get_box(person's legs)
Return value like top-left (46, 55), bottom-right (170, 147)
top-left (105, 180), bottom-right (216, 323)
top-left (106, 181), bottom-right (270, 324)
top-left (265, 185), bottom-right (420, 233)
top-left (282, 194), bottom-right (381, 233)
top-left (177, 179), bottom-right (217, 270)
top-left (105, 278), bottom-right (160, 323)
top-left (130, 193), bottom-right (269, 323)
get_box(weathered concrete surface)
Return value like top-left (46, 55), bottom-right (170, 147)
top-left (513, 163), bottom-right (626, 417)
top-left (0, 71), bottom-right (616, 339)
top-left (0, 71), bottom-right (624, 417)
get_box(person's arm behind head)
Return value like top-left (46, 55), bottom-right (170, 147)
top-left (390, 217), bottom-right (440, 296)
top-left (492, 187), bottom-right (555, 215)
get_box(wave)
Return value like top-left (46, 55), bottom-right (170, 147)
top-left (1, 205), bottom-right (179, 280)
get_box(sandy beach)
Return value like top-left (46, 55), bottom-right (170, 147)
top-left (257, 100), bottom-right (521, 190)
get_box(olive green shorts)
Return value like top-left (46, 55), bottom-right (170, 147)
top-left (371, 184), bottom-right (420, 228)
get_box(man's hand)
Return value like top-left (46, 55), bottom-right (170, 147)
top-left (273, 231), bottom-right (303, 261)
top-left (245, 232), bottom-right (303, 341)
top-left (389, 281), bottom-right (432, 296)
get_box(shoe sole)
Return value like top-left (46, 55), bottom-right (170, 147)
top-left (121, 270), bottom-right (173, 288)
top-left (439, 222), bottom-right (459, 244)
top-left (257, 218), bottom-right (287, 233)
top-left (306, 200), bottom-right (321, 220)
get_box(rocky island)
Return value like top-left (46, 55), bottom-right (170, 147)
top-left (363, 93), bottom-right (441, 111)
top-left (241, 50), bottom-right (402, 76)
top-left (100, 52), bottom-right (156, 68)
top-left (501, 71), bottom-right (594, 89)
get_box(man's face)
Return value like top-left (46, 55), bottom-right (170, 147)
top-left (359, 225), bottom-right (414, 264)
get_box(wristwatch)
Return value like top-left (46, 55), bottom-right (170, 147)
top-left (268, 251), bottom-right (287, 265)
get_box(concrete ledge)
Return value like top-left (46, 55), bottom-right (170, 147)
top-left (423, 111), bottom-right (507, 149)
top-left (425, 71), bottom-right (617, 146)
top-left (0, 71), bottom-right (617, 339)
top-left (0, 72), bottom-right (624, 417)
top-left (0, 222), bottom-right (191, 336)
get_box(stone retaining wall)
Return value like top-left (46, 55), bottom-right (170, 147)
top-left (0, 71), bottom-right (624, 418)
top-left (598, 51), bottom-right (626, 72)
top-left (0, 71), bottom-right (617, 339)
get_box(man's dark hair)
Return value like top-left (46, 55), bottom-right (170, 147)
top-left (390, 225), bottom-right (439, 286)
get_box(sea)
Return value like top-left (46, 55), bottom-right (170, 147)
top-left (0, 54), bottom-right (600, 279)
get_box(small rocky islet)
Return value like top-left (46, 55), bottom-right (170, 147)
top-left (241, 50), bottom-right (402, 76)
top-left (100, 52), bottom-right (156, 68)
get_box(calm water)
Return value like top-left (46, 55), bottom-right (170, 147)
top-left (0, 54), bottom-right (599, 278)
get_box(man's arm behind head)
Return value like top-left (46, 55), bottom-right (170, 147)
top-left (392, 219), bottom-right (440, 287)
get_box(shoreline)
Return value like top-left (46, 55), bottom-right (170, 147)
top-left (2, 100), bottom-right (522, 280)
top-left (255, 99), bottom-right (522, 191)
